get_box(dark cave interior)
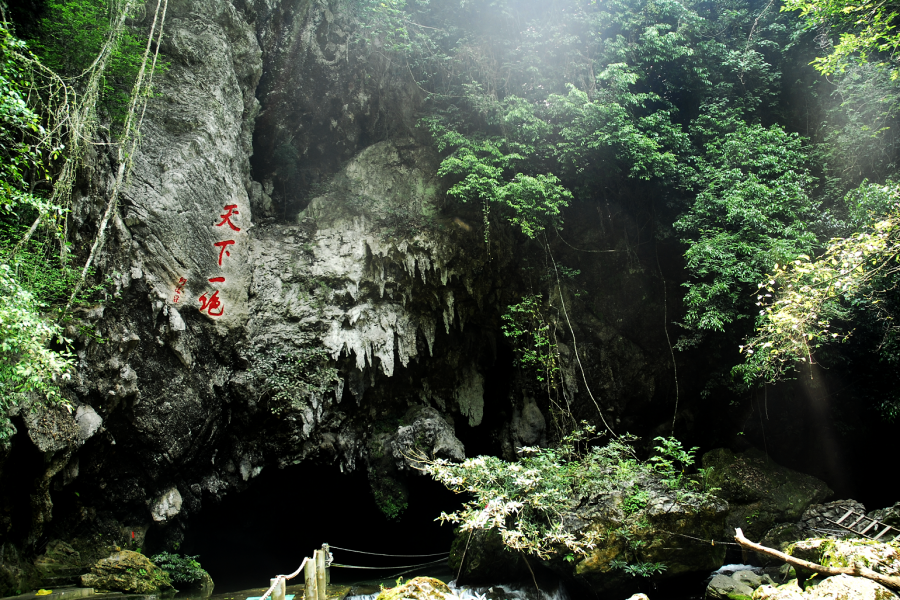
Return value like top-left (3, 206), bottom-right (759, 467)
top-left (177, 464), bottom-right (464, 592)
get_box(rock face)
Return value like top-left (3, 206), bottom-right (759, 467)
top-left (80, 550), bottom-right (174, 593)
top-left (702, 448), bottom-right (833, 541)
top-left (0, 0), bottom-right (684, 573)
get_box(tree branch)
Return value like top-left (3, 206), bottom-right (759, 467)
top-left (734, 528), bottom-right (900, 591)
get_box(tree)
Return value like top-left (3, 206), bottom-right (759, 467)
top-left (675, 121), bottom-right (819, 341)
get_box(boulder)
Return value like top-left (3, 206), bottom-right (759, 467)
top-left (799, 500), bottom-right (867, 539)
top-left (375, 577), bottom-right (452, 600)
top-left (79, 550), bottom-right (173, 593)
top-left (34, 540), bottom-right (89, 588)
top-left (565, 473), bottom-right (728, 596)
top-left (803, 574), bottom-right (897, 599)
top-left (706, 569), bottom-right (776, 599)
top-left (788, 538), bottom-right (900, 579)
top-left (706, 573), bottom-right (755, 599)
top-left (752, 580), bottom-right (805, 600)
top-left (702, 448), bottom-right (832, 540)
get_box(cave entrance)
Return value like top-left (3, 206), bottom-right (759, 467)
top-left (178, 463), bottom-right (463, 592)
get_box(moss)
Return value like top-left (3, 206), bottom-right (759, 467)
top-left (726, 593), bottom-right (752, 600)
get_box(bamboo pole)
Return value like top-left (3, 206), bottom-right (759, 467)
top-left (304, 555), bottom-right (317, 600)
top-left (316, 550), bottom-right (326, 600)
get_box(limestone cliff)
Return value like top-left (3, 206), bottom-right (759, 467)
top-left (0, 0), bottom-right (675, 563)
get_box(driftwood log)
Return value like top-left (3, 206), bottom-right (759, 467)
top-left (734, 528), bottom-right (900, 591)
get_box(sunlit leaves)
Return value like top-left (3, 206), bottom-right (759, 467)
top-left (737, 181), bottom-right (900, 384)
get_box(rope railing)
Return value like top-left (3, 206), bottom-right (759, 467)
top-left (258, 556), bottom-right (310, 600)
top-left (260, 543), bottom-right (451, 600)
top-left (328, 546), bottom-right (450, 558)
top-left (330, 558), bottom-right (449, 571)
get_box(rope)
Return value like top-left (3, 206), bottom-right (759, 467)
top-left (659, 530), bottom-right (742, 547)
top-left (331, 558), bottom-right (448, 571)
top-left (259, 557), bottom-right (310, 600)
top-left (329, 546), bottom-right (450, 558)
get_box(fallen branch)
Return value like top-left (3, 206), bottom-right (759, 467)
top-left (734, 528), bottom-right (900, 591)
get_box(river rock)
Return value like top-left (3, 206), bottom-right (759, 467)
top-left (79, 550), bottom-right (173, 593)
top-left (706, 569), bottom-right (777, 599)
top-left (702, 448), bottom-right (832, 540)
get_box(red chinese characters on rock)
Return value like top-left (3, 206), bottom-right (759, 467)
top-left (214, 240), bottom-right (235, 265)
top-left (173, 277), bottom-right (187, 303)
top-left (216, 205), bottom-right (241, 232)
top-left (198, 290), bottom-right (224, 317)
top-left (198, 203), bottom-right (243, 318)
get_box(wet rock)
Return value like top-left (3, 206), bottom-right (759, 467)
top-left (375, 576), bottom-right (452, 600)
top-left (79, 550), bottom-right (173, 593)
top-left (33, 540), bottom-right (89, 588)
top-left (706, 573), bottom-right (755, 599)
top-left (564, 473), bottom-right (727, 596)
top-left (702, 448), bottom-right (832, 540)
top-left (706, 569), bottom-right (777, 600)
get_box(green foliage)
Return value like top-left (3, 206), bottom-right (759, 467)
top-left (621, 486), bottom-right (650, 515)
top-left (737, 181), bottom-right (900, 385)
top-left (149, 552), bottom-right (207, 584)
top-left (782, 0), bottom-right (900, 79)
top-left (650, 436), bottom-right (699, 490)
top-left (249, 345), bottom-right (340, 416)
top-left (0, 23), bottom-right (78, 440)
top-left (27, 0), bottom-right (165, 123)
top-left (421, 425), bottom-right (711, 561)
top-left (609, 558), bottom-right (668, 578)
top-left (501, 295), bottom-right (559, 384)
top-left (0, 265), bottom-right (74, 439)
top-left (675, 121), bottom-right (819, 342)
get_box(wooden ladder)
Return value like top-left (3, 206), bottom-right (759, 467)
top-left (825, 508), bottom-right (900, 542)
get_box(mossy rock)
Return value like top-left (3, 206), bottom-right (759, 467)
top-left (788, 538), bottom-right (900, 578)
top-left (375, 577), bottom-right (452, 600)
top-left (80, 550), bottom-right (173, 593)
top-left (702, 448), bottom-right (832, 540)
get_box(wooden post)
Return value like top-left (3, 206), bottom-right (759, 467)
top-left (322, 544), bottom-right (331, 585)
top-left (316, 549), bottom-right (327, 600)
top-left (271, 578), bottom-right (285, 600)
top-left (304, 556), bottom-right (317, 600)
